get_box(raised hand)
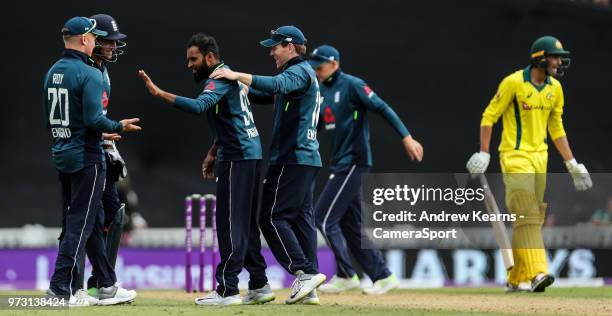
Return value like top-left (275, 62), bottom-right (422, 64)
top-left (138, 70), bottom-right (162, 96)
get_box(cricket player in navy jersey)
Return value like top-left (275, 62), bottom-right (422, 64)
top-left (466, 36), bottom-right (592, 292)
top-left (138, 33), bottom-right (273, 306)
top-left (78, 13), bottom-right (131, 298)
top-left (211, 25), bottom-right (326, 304)
top-left (308, 45), bottom-right (423, 295)
top-left (43, 16), bottom-right (139, 307)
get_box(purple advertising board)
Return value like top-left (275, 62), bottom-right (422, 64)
top-left (3, 248), bottom-right (610, 290)
top-left (0, 248), bottom-right (336, 290)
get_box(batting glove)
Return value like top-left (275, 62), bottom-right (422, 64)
top-left (466, 151), bottom-right (490, 174)
top-left (564, 159), bottom-right (592, 191)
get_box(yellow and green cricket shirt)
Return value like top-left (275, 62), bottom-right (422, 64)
top-left (481, 65), bottom-right (566, 152)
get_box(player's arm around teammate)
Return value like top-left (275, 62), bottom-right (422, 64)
top-left (211, 26), bottom-right (327, 305)
top-left (140, 33), bottom-right (271, 306)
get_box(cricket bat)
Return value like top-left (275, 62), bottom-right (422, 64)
top-left (478, 174), bottom-right (514, 271)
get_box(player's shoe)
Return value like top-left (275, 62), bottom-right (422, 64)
top-left (319, 274), bottom-right (360, 294)
top-left (362, 274), bottom-right (399, 295)
top-left (285, 271), bottom-right (326, 304)
top-left (70, 289), bottom-right (99, 307)
top-left (299, 290), bottom-right (320, 305)
top-left (530, 273), bottom-right (555, 292)
top-left (97, 283), bottom-right (137, 305)
top-left (504, 282), bottom-right (531, 293)
top-left (195, 291), bottom-right (242, 306)
top-left (87, 287), bottom-right (99, 297)
top-left (46, 288), bottom-right (98, 307)
top-left (242, 284), bottom-right (276, 305)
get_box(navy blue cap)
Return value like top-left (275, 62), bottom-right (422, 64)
top-left (308, 45), bottom-right (340, 68)
top-left (62, 16), bottom-right (107, 37)
top-left (90, 14), bottom-right (126, 40)
top-left (260, 25), bottom-right (306, 47)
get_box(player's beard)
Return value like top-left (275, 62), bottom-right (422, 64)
top-left (193, 64), bottom-right (210, 83)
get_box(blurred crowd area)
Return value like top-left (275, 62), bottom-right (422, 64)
top-left (570, 0), bottom-right (610, 6)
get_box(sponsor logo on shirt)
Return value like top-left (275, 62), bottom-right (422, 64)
top-left (324, 106), bottom-right (336, 130)
top-left (363, 85), bottom-right (374, 98)
top-left (102, 91), bottom-right (109, 109)
top-left (203, 80), bottom-right (216, 93)
top-left (521, 102), bottom-right (552, 111)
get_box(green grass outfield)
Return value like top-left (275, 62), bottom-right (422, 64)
top-left (1, 287), bottom-right (612, 316)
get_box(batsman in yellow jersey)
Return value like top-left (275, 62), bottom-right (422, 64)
top-left (466, 36), bottom-right (592, 293)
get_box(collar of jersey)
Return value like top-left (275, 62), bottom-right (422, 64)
top-left (92, 61), bottom-right (106, 72)
top-left (523, 65), bottom-right (551, 85)
top-left (62, 49), bottom-right (96, 67)
top-left (211, 62), bottom-right (225, 72)
top-left (324, 69), bottom-right (342, 86)
top-left (203, 62), bottom-right (225, 79)
top-left (282, 56), bottom-right (305, 70)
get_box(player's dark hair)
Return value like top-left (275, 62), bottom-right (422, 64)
top-left (282, 43), bottom-right (307, 56)
top-left (187, 33), bottom-right (220, 58)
